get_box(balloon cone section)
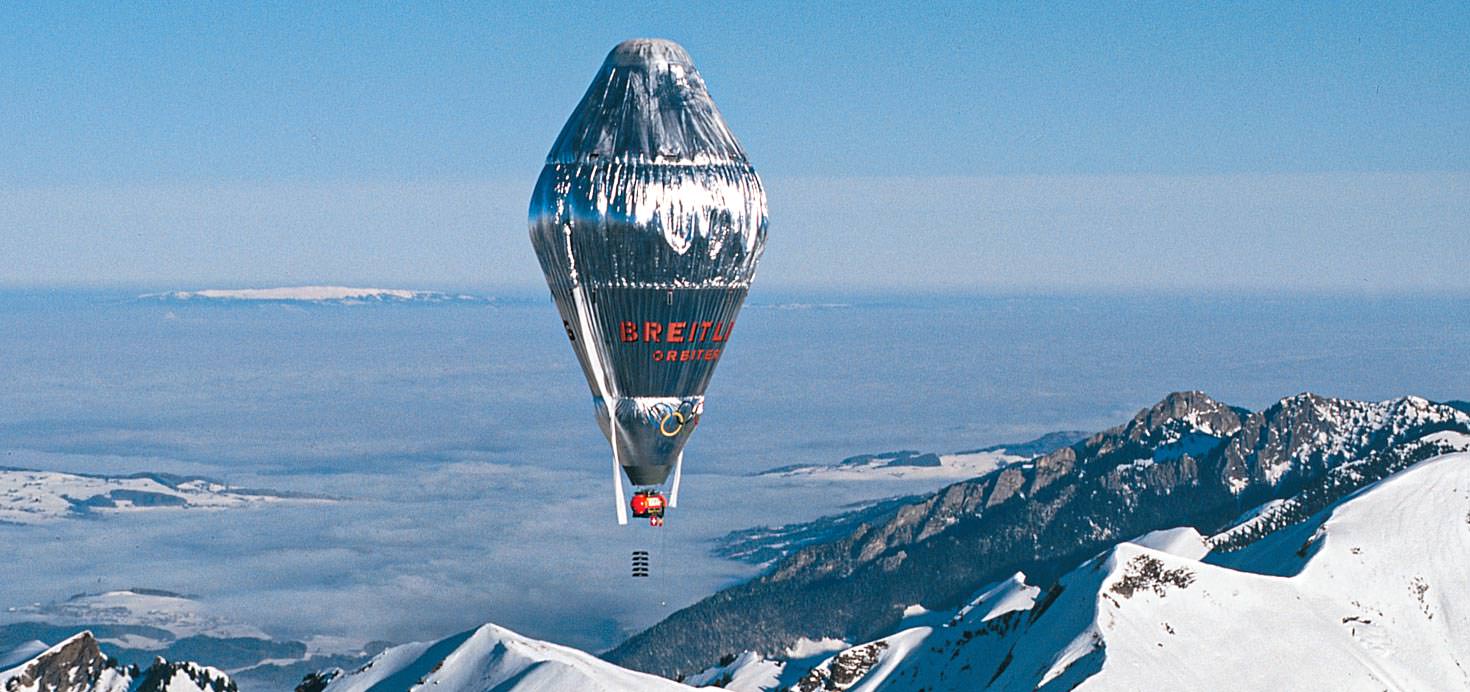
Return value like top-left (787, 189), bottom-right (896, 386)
top-left (529, 38), bottom-right (767, 525)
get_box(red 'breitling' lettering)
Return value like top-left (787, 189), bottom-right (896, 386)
top-left (621, 319), bottom-right (734, 363)
top-left (620, 321), bottom-right (734, 344)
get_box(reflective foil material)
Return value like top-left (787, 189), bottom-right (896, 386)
top-left (529, 39), bottom-right (767, 489)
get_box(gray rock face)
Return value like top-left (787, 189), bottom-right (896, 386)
top-left (1, 632), bottom-right (114, 692)
top-left (605, 391), bottom-right (1470, 678)
top-left (0, 631), bottom-right (237, 692)
top-left (794, 640), bottom-right (887, 691)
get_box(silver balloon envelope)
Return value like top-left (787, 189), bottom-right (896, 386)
top-left (529, 39), bottom-right (767, 523)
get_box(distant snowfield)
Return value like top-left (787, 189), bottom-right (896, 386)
top-left (140, 286), bottom-right (487, 303)
top-left (4, 589), bottom-right (270, 645)
top-left (0, 468), bottom-right (324, 525)
top-left (759, 433), bottom-right (1087, 482)
top-left (761, 450), bottom-right (1028, 481)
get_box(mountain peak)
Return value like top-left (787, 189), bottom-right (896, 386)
top-left (1126, 390), bottom-right (1243, 439)
top-left (1221, 392), bottom-right (1470, 492)
top-left (313, 622), bottom-right (687, 691)
top-left (133, 659), bottom-right (236, 692)
top-left (0, 629), bottom-right (239, 692)
top-left (0, 631), bottom-right (118, 692)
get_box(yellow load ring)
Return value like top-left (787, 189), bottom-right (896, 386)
top-left (659, 411), bottom-right (688, 437)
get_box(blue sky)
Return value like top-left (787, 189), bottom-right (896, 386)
top-left (2, 2), bottom-right (1467, 290)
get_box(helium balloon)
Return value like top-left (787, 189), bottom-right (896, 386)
top-left (529, 39), bottom-right (767, 525)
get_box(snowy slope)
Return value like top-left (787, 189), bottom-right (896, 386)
top-left (777, 448), bottom-right (1470, 691)
top-left (0, 641), bottom-right (49, 670)
top-left (315, 624), bottom-right (693, 692)
top-left (682, 651), bottom-right (783, 691)
top-left (0, 468), bottom-right (322, 525)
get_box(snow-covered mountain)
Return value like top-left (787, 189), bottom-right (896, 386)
top-left (287, 432), bottom-right (1470, 691)
top-left (608, 392), bottom-right (1470, 677)
top-left (0, 469), bottom-right (324, 525)
top-left (759, 432), bottom-right (1087, 482)
top-left (296, 624), bottom-right (690, 692)
top-left (763, 444), bottom-right (1470, 691)
top-left (140, 287), bottom-right (488, 304)
top-left (0, 631), bottom-right (235, 692)
top-left (0, 590), bottom-right (372, 692)
top-left (19, 391), bottom-right (1465, 691)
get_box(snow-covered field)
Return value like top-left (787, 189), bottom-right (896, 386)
top-left (141, 286), bottom-right (486, 303)
top-left (0, 469), bottom-right (318, 525)
top-left (761, 449), bottom-right (1029, 481)
top-left (4, 590), bottom-right (270, 647)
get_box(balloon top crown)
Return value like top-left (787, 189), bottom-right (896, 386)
top-left (605, 38), bottom-right (695, 68)
top-left (545, 38), bottom-right (748, 166)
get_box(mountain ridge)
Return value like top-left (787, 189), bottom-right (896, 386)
top-left (765, 445), bottom-right (1470, 690)
top-left (287, 424), bottom-right (1470, 691)
top-left (0, 631), bottom-right (236, 692)
top-left (605, 391), bottom-right (1470, 677)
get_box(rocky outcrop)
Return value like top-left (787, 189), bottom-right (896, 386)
top-left (793, 640), bottom-right (887, 691)
top-left (0, 631), bottom-right (236, 692)
top-left (1, 632), bottom-right (122, 692)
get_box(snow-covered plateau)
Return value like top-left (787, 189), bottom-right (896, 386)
top-left (4, 589), bottom-right (268, 647)
top-left (759, 431), bottom-right (1087, 482)
top-left (140, 287), bottom-right (487, 304)
top-left (0, 469), bottom-right (324, 525)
